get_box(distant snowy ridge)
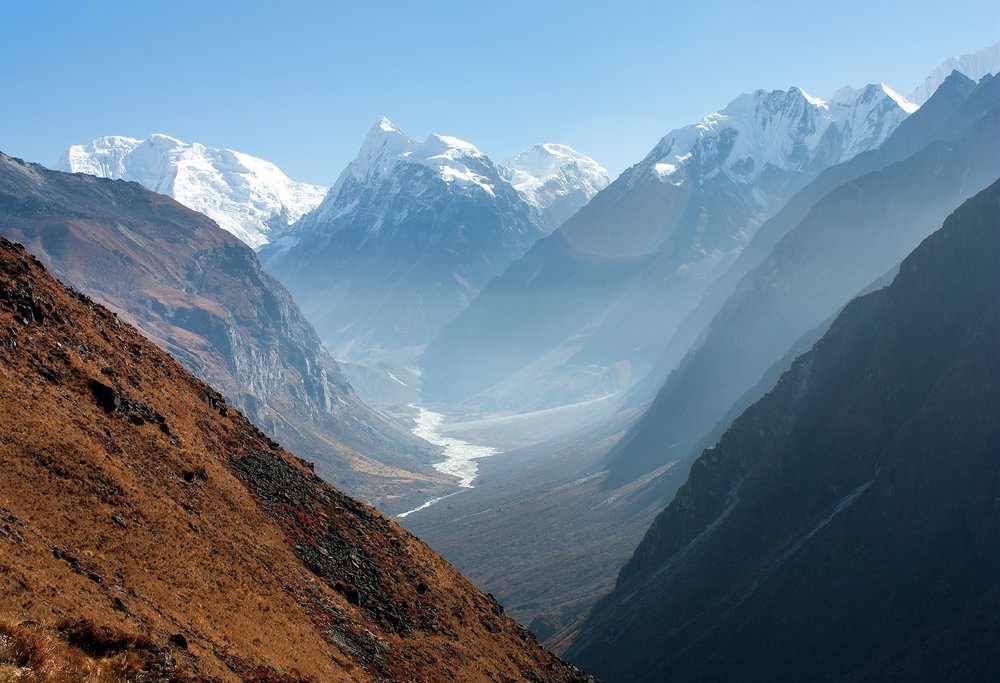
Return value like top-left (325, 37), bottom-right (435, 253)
top-left (500, 143), bottom-right (610, 232)
top-left (646, 83), bottom-right (917, 205)
top-left (909, 41), bottom-right (1000, 105)
top-left (58, 134), bottom-right (327, 249)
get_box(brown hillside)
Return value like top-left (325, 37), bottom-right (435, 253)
top-left (0, 151), bottom-right (450, 513)
top-left (0, 236), bottom-right (595, 682)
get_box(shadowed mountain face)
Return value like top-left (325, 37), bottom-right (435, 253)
top-left (0, 235), bottom-right (596, 682)
top-left (605, 72), bottom-right (1000, 487)
top-left (0, 153), bottom-right (447, 511)
top-left (563, 179), bottom-right (1000, 682)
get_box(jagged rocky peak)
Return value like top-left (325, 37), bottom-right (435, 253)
top-left (501, 143), bottom-right (610, 231)
top-left (646, 83), bottom-right (917, 201)
top-left (57, 133), bottom-right (327, 249)
top-left (348, 117), bottom-right (418, 181)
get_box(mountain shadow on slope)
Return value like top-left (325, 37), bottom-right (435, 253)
top-left (564, 177), bottom-right (1000, 682)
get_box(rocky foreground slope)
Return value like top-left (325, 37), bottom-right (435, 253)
top-left (0, 152), bottom-right (447, 511)
top-left (0, 236), bottom-right (595, 682)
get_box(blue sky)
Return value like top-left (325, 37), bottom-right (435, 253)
top-left (1, 1), bottom-right (998, 184)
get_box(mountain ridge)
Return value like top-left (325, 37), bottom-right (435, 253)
top-left (605, 70), bottom-right (1000, 487)
top-left (58, 134), bottom-right (327, 249)
top-left (261, 119), bottom-right (546, 362)
top-left (500, 143), bottom-right (610, 231)
top-left (909, 40), bottom-right (1000, 104)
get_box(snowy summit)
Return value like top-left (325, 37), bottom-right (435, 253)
top-left (57, 134), bottom-right (327, 249)
top-left (260, 117), bottom-right (546, 358)
top-left (645, 83), bottom-right (918, 205)
top-left (500, 144), bottom-right (610, 232)
top-left (306, 117), bottom-right (500, 229)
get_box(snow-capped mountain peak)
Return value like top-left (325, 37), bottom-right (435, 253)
top-left (347, 118), bottom-right (416, 185)
top-left (646, 82), bottom-right (916, 200)
top-left (500, 143), bottom-right (610, 231)
top-left (313, 120), bottom-right (502, 228)
top-left (57, 135), bottom-right (326, 249)
top-left (909, 40), bottom-right (1000, 105)
top-left (260, 119), bottom-right (546, 359)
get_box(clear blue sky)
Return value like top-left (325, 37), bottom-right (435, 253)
top-left (1, 1), bottom-right (997, 185)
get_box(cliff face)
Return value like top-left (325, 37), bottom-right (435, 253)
top-left (563, 179), bottom-right (1000, 681)
top-left (0, 152), bottom-right (448, 511)
top-left (0, 235), bottom-right (595, 682)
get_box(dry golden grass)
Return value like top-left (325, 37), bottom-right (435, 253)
top-left (0, 620), bottom-right (186, 683)
top-left (0, 235), bottom-right (596, 681)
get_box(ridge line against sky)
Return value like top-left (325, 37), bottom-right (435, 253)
top-left (1, 0), bottom-right (998, 185)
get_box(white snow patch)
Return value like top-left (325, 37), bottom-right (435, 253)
top-left (411, 407), bottom-right (499, 489)
top-left (654, 162), bottom-right (678, 177)
top-left (880, 84), bottom-right (920, 114)
top-left (796, 87), bottom-right (828, 108)
top-left (397, 406), bottom-right (502, 518)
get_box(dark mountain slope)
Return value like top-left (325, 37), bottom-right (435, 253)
top-left (0, 235), bottom-right (594, 682)
top-left (606, 72), bottom-right (1000, 486)
top-left (0, 152), bottom-right (446, 510)
top-left (564, 178), bottom-right (1000, 681)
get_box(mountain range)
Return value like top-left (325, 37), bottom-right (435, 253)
top-left (421, 81), bottom-right (918, 411)
top-left (402, 51), bottom-right (1000, 649)
top-left (607, 70), bottom-right (1000, 487)
top-left (5, 35), bottom-right (1000, 682)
